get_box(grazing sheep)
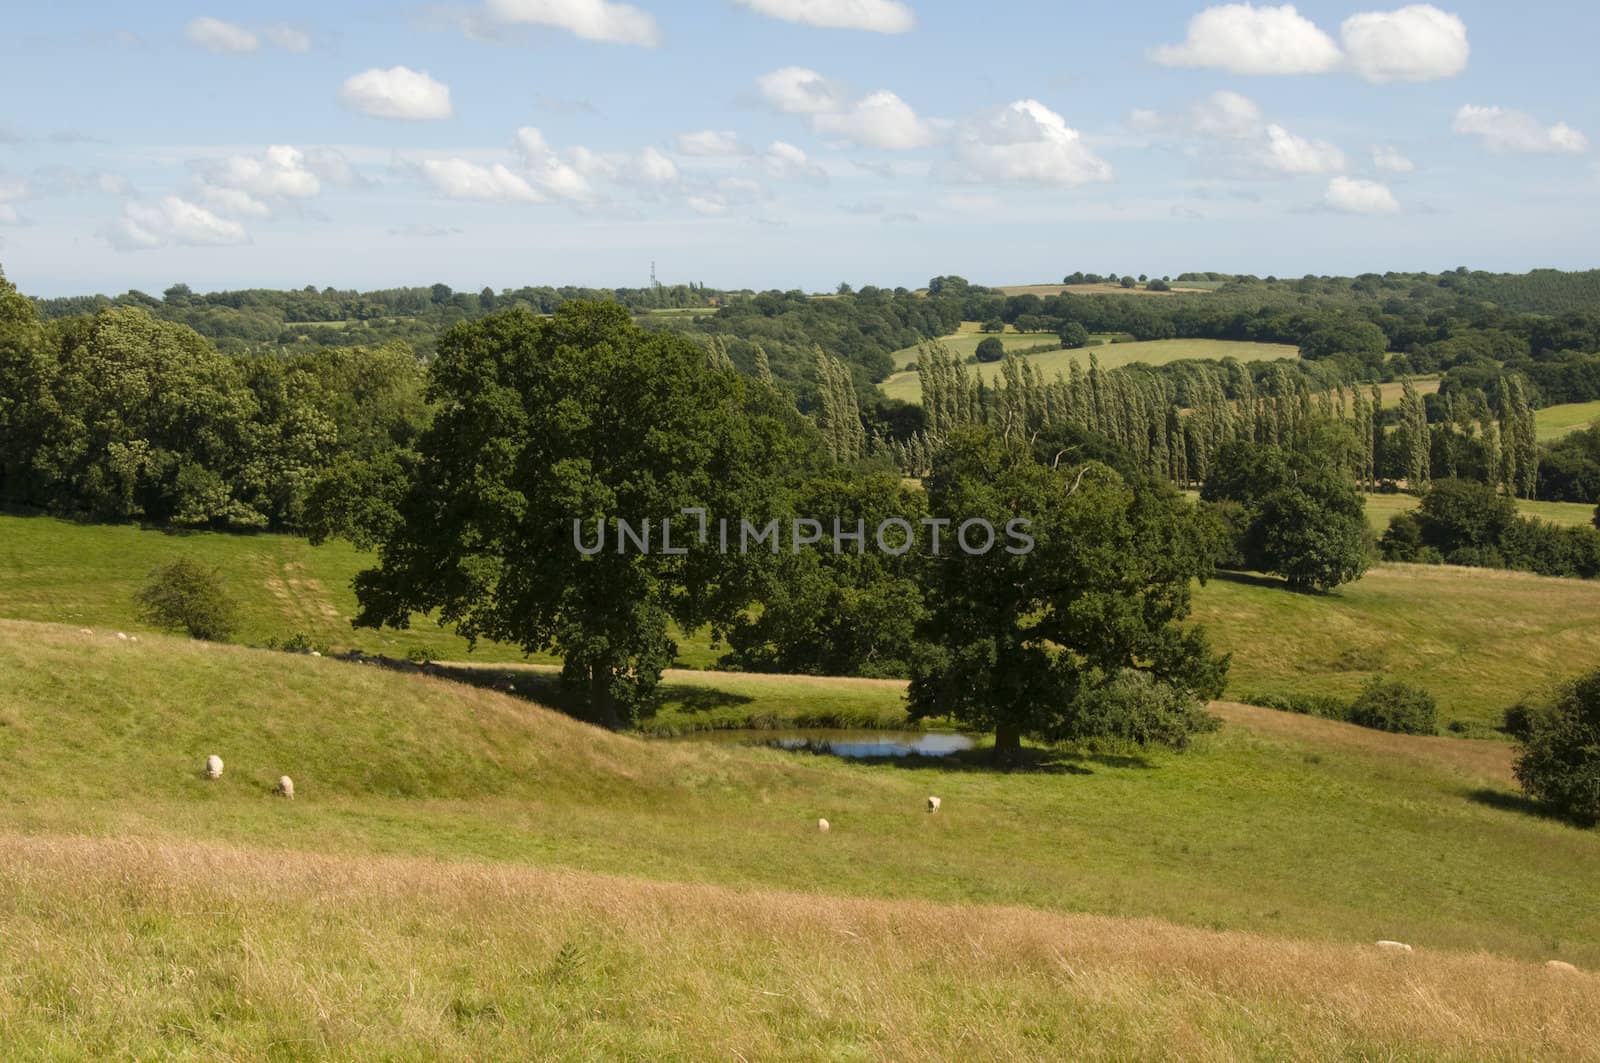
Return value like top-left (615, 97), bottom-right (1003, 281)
top-left (204, 755), bottom-right (224, 780)
top-left (817, 818), bottom-right (830, 833)
top-left (926, 796), bottom-right (941, 813)
top-left (78, 628), bottom-right (93, 635)
top-left (1375, 940), bottom-right (1413, 953)
top-left (1546, 960), bottom-right (1579, 973)
top-left (116, 632), bottom-right (128, 640)
top-left (275, 775), bottom-right (295, 799)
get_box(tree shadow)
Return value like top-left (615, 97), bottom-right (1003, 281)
top-left (1464, 788), bottom-right (1596, 828)
top-left (869, 744), bottom-right (1154, 775)
top-left (653, 683), bottom-right (755, 716)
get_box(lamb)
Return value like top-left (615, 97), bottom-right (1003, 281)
top-left (204, 755), bottom-right (224, 780)
top-left (1546, 960), bottom-right (1579, 973)
top-left (275, 775), bottom-right (295, 799)
top-left (817, 818), bottom-right (830, 833)
top-left (926, 796), bottom-right (941, 813)
top-left (1375, 940), bottom-right (1413, 953)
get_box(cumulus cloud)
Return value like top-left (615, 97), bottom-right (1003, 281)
top-left (1325, 176), bottom-right (1399, 213)
top-left (686, 195), bottom-right (729, 216)
top-left (1453, 105), bottom-right (1587, 154)
top-left (485, 0), bottom-right (662, 46)
top-left (515, 127), bottom-right (598, 199)
top-left (1190, 90), bottom-right (1265, 139)
top-left (1341, 5), bottom-right (1467, 83)
top-left (947, 100), bottom-right (1111, 187)
top-left (1261, 123), bottom-right (1346, 173)
top-left (757, 66), bottom-right (846, 114)
top-left (762, 140), bottom-right (828, 182)
top-left (812, 90), bottom-right (937, 150)
top-left (418, 159), bottom-right (543, 202)
top-left (340, 67), bottom-right (454, 120)
top-left (183, 17), bottom-right (259, 54)
top-left (1151, 4), bottom-right (1342, 75)
top-left (732, 0), bottom-right (914, 33)
top-left (633, 146), bottom-right (679, 184)
top-left (201, 145), bottom-right (321, 203)
top-left (676, 130), bottom-right (743, 156)
top-left (106, 196), bottom-right (249, 250)
top-left (1372, 144), bottom-right (1415, 172)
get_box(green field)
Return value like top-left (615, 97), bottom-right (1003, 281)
top-left (1361, 492), bottom-right (1596, 533)
top-left (0, 512), bottom-right (713, 670)
top-left (887, 324), bottom-right (1065, 370)
top-left (1193, 563), bottom-right (1600, 725)
top-left (881, 339), bottom-right (1300, 404)
top-left (1537, 400), bottom-right (1600, 441)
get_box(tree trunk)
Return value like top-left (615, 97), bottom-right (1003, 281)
top-left (993, 721), bottom-right (1022, 769)
top-left (588, 662), bottom-right (623, 731)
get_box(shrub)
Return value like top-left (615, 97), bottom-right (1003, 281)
top-left (1514, 670), bottom-right (1600, 824)
top-left (407, 646), bottom-right (442, 664)
top-left (1501, 701), bottom-right (1536, 740)
top-left (974, 337), bottom-right (1005, 363)
top-left (133, 557), bottom-right (240, 642)
top-left (1347, 679), bottom-right (1438, 735)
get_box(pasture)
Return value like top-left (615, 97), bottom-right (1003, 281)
top-left (881, 339), bottom-right (1300, 404)
top-left (1537, 400), bottom-right (1600, 441)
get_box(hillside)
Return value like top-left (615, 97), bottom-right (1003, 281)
top-left (880, 339), bottom-right (1299, 404)
top-left (1537, 399), bottom-right (1600, 441)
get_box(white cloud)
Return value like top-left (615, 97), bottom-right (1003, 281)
top-left (762, 140), bottom-right (827, 182)
top-left (1453, 105), bottom-right (1587, 155)
top-left (485, 0), bottom-right (662, 46)
top-left (262, 23), bottom-right (313, 53)
top-left (757, 66), bottom-right (846, 114)
top-left (107, 196), bottom-right (249, 250)
top-left (686, 195), bottom-right (729, 216)
top-left (1341, 5), bottom-right (1467, 83)
top-left (1372, 144), bottom-right (1415, 172)
top-left (676, 130), bottom-right (742, 156)
top-left (0, 205), bottom-right (18, 226)
top-left (633, 146), bottom-right (679, 184)
top-left (302, 148), bottom-right (363, 186)
top-left (732, 0), bottom-right (914, 33)
top-left (418, 158), bottom-right (543, 202)
top-left (1325, 176), bottom-right (1399, 214)
top-left (812, 90), bottom-right (936, 150)
top-left (184, 17), bottom-right (258, 54)
top-left (1151, 4), bottom-right (1342, 75)
top-left (1190, 90), bottom-right (1264, 138)
top-left (204, 145), bottom-right (322, 202)
top-left (515, 127), bottom-right (597, 199)
top-left (1261, 123), bottom-right (1345, 173)
top-left (340, 67), bottom-right (453, 121)
top-left (199, 185), bottom-right (271, 218)
top-left (948, 100), bottom-right (1111, 187)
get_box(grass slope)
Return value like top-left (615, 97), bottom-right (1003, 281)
top-left (881, 340), bottom-right (1299, 404)
top-left (1537, 400), bottom-right (1600, 441)
top-left (888, 324), bottom-right (1065, 370)
top-left (2, 619), bottom-right (1596, 968)
top-left (0, 513), bottom-right (720, 669)
top-left (1362, 492), bottom-right (1597, 533)
top-left (1194, 563), bottom-right (1600, 725)
top-left (5, 832), bottom-right (1595, 1060)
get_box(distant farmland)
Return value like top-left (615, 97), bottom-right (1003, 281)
top-left (1536, 400), bottom-right (1600, 441)
top-left (881, 339), bottom-right (1300, 404)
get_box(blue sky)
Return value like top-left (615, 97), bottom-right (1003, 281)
top-left (1, 1), bottom-right (1596, 296)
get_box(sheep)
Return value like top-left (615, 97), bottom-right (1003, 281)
top-left (116, 632), bottom-right (128, 640)
top-left (817, 818), bottom-right (830, 833)
top-left (275, 775), bottom-right (295, 799)
top-left (78, 628), bottom-right (93, 635)
top-left (926, 796), bottom-right (941, 813)
top-left (204, 755), bottom-right (224, 780)
top-left (1375, 940), bottom-right (1413, 953)
top-left (1546, 960), bottom-right (1579, 973)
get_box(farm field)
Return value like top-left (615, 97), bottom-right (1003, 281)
top-left (887, 325), bottom-right (1064, 370)
top-left (1537, 400), bottom-right (1600, 441)
top-left (881, 339), bottom-right (1300, 403)
top-left (0, 512), bottom-right (712, 670)
top-left (1361, 492), bottom-right (1596, 533)
top-left (1192, 563), bottom-right (1600, 726)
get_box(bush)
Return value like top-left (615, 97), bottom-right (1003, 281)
top-left (974, 337), bottom-right (1005, 363)
top-left (133, 557), bottom-right (240, 642)
top-left (1055, 670), bottom-right (1220, 751)
top-left (1501, 702), bottom-right (1536, 740)
top-left (1347, 679), bottom-right (1438, 735)
top-left (407, 646), bottom-right (442, 664)
top-left (1514, 670), bottom-right (1600, 824)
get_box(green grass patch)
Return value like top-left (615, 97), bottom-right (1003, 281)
top-left (1536, 400), bottom-right (1600, 441)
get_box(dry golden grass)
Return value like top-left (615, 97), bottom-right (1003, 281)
top-left (2, 832), bottom-right (1595, 1061)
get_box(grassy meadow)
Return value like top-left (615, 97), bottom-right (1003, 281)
top-left (881, 339), bottom-right (1300, 404)
top-left (1537, 399), bottom-right (1600, 441)
top-left (888, 323), bottom-right (1070, 370)
top-left (1360, 492), bottom-right (1597, 533)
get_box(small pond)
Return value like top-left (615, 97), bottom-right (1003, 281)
top-left (684, 729), bottom-right (976, 759)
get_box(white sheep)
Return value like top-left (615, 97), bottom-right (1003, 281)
top-left (275, 775), bottom-right (295, 799)
top-left (1546, 960), bottom-right (1579, 973)
top-left (116, 632), bottom-right (128, 640)
top-left (204, 755), bottom-right (224, 780)
top-left (817, 818), bottom-right (830, 833)
top-left (1375, 940), bottom-right (1413, 953)
top-left (926, 796), bottom-right (941, 813)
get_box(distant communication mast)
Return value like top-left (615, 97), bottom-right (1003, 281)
top-left (650, 260), bottom-right (661, 289)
